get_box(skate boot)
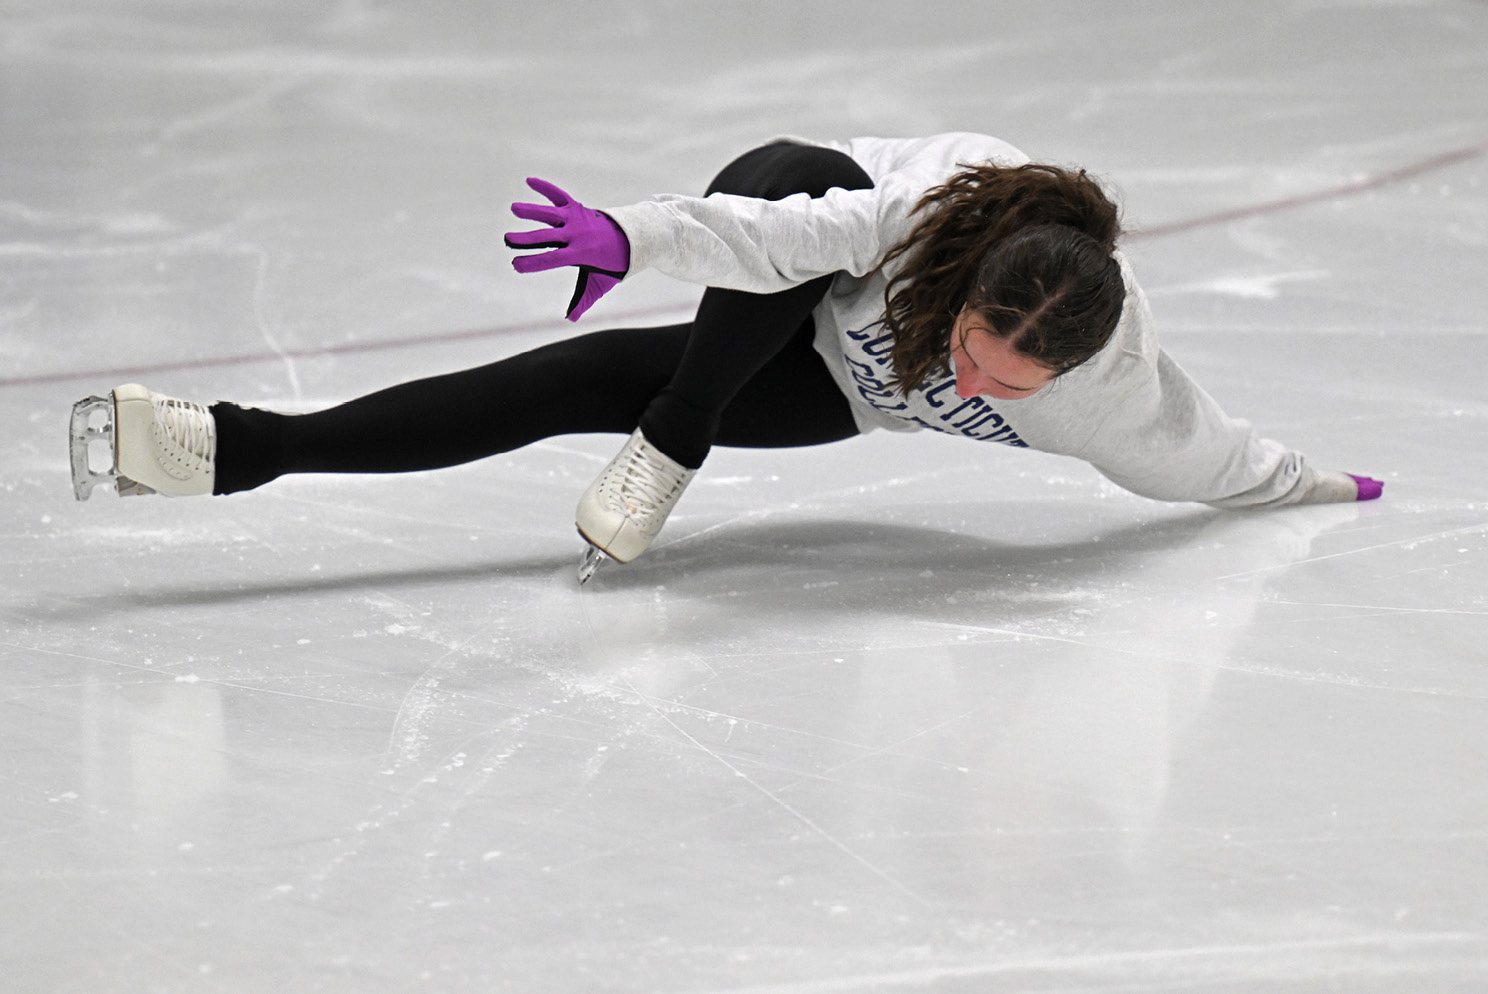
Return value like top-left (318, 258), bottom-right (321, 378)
top-left (575, 428), bottom-right (697, 583)
top-left (69, 384), bottom-right (216, 500)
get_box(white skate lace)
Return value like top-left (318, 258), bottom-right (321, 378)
top-left (152, 395), bottom-right (216, 470)
top-left (609, 441), bottom-right (689, 520)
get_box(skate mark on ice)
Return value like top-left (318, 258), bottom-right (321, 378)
top-left (692, 931), bottom-right (1485, 994)
top-left (244, 241), bottom-right (302, 400)
top-left (617, 673), bottom-right (932, 908)
top-left (1265, 599), bottom-right (1488, 618)
top-left (294, 726), bottom-right (527, 903)
top-left (372, 595), bottom-right (503, 765)
top-left (279, 592), bottom-right (516, 900)
top-left (1145, 268), bottom-right (1332, 300)
top-left (292, 590), bottom-right (541, 896)
top-left (808, 700), bottom-right (1000, 781)
top-left (624, 695), bottom-right (881, 754)
top-left (1214, 522), bottom-right (1488, 580)
top-left (0, 639), bottom-right (142, 674)
top-left (1204, 660), bottom-right (1487, 700)
top-left (911, 620), bottom-right (1092, 648)
top-left (159, 75), bottom-right (306, 141)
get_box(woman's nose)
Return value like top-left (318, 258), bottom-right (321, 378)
top-left (954, 363), bottom-right (981, 399)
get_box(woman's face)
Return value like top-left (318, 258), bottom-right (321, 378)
top-left (949, 306), bottom-right (1057, 401)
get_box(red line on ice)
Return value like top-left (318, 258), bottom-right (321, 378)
top-left (1130, 137), bottom-right (1488, 238)
top-left (2, 305), bottom-right (690, 388)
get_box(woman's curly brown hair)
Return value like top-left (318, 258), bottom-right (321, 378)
top-left (880, 162), bottom-right (1125, 394)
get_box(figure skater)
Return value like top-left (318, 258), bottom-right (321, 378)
top-left (68, 132), bottom-right (1383, 582)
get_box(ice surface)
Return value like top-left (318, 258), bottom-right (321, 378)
top-left (3, 2), bottom-right (1487, 992)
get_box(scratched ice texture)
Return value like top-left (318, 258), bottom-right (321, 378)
top-left (2, 2), bottom-right (1487, 992)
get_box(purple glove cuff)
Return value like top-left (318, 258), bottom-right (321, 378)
top-left (1348, 474), bottom-right (1384, 501)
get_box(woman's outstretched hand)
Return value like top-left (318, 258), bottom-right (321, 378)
top-left (1297, 469), bottom-right (1384, 504)
top-left (505, 178), bottom-right (630, 321)
top-left (1304, 470), bottom-right (1385, 503)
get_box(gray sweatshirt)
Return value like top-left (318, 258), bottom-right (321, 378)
top-left (605, 132), bottom-right (1340, 507)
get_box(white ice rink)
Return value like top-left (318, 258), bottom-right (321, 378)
top-left (3, 2), bottom-right (1487, 991)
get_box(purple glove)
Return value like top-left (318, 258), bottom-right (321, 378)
top-left (505, 178), bottom-right (630, 321)
top-left (1348, 474), bottom-right (1384, 501)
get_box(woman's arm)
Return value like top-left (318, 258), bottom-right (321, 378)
top-left (602, 175), bottom-right (924, 293)
top-left (1085, 350), bottom-right (1380, 507)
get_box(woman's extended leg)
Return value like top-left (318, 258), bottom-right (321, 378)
top-left (210, 317), bottom-right (858, 495)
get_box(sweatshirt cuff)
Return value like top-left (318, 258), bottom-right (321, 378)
top-left (600, 202), bottom-right (667, 277)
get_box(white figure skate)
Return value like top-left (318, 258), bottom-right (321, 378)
top-left (575, 428), bottom-right (697, 583)
top-left (69, 384), bottom-right (216, 500)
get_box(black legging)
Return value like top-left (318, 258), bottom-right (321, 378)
top-left (212, 142), bottom-right (874, 495)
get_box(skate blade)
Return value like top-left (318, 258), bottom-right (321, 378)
top-left (577, 542), bottom-right (609, 585)
top-left (69, 395), bottom-right (117, 501)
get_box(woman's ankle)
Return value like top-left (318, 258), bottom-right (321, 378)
top-left (637, 389), bottom-right (719, 470)
top-left (209, 402), bottom-right (285, 495)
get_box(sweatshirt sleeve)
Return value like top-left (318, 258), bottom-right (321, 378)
top-left (601, 172), bottom-right (925, 294)
top-left (1083, 349), bottom-right (1317, 507)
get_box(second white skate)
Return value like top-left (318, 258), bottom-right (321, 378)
top-left (574, 428), bottom-right (697, 583)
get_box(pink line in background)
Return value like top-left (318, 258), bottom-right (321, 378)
top-left (5, 138), bottom-right (1486, 390)
top-left (1129, 138), bottom-right (1488, 238)
top-left (2, 306), bottom-right (691, 389)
